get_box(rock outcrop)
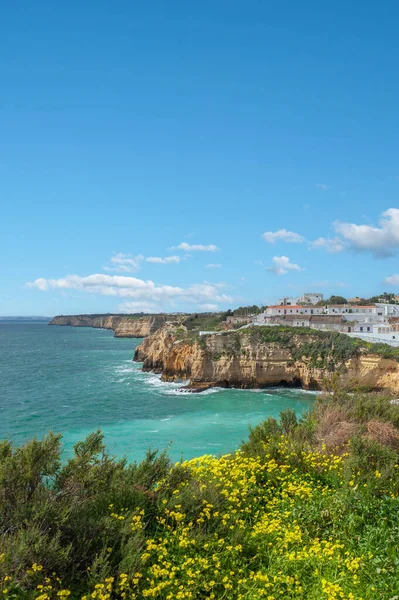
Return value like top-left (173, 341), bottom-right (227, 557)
top-left (49, 314), bottom-right (170, 338)
top-left (113, 315), bottom-right (171, 338)
top-left (134, 325), bottom-right (399, 393)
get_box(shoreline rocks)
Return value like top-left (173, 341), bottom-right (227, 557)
top-left (134, 325), bottom-right (399, 394)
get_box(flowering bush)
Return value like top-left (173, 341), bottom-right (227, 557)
top-left (1, 393), bottom-right (399, 599)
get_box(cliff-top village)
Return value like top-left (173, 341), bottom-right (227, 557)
top-left (252, 292), bottom-right (399, 346)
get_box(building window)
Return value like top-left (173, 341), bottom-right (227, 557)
top-left (360, 327), bottom-right (363, 332)
top-left (367, 327), bottom-right (370, 332)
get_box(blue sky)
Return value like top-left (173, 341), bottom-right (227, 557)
top-left (2, 0), bottom-right (399, 316)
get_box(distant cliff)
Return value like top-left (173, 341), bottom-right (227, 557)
top-left (134, 324), bottom-right (399, 393)
top-left (49, 314), bottom-right (170, 338)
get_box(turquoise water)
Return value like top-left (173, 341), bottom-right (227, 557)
top-left (0, 322), bottom-right (315, 462)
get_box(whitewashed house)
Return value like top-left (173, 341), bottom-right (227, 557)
top-left (326, 304), bottom-right (352, 315)
top-left (277, 296), bottom-right (296, 306)
top-left (265, 305), bottom-right (324, 317)
top-left (296, 292), bottom-right (324, 305)
top-left (376, 303), bottom-right (399, 317)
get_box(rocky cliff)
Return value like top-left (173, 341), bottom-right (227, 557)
top-left (113, 315), bottom-right (170, 338)
top-left (49, 314), bottom-right (170, 338)
top-left (134, 325), bottom-right (399, 393)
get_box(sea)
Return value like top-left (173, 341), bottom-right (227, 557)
top-left (0, 322), bottom-right (315, 463)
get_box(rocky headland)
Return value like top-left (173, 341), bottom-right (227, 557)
top-left (134, 324), bottom-right (399, 393)
top-left (49, 314), bottom-right (170, 338)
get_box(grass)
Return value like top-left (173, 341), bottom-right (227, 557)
top-left (181, 313), bottom-right (227, 333)
top-left (1, 392), bottom-right (399, 598)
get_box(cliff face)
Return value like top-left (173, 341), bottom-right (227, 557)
top-left (49, 315), bottom-right (169, 338)
top-left (49, 315), bottom-right (118, 329)
top-left (113, 315), bottom-right (170, 338)
top-left (134, 325), bottom-right (399, 393)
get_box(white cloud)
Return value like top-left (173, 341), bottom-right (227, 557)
top-left (262, 229), bottom-right (304, 244)
top-left (145, 256), bottom-right (180, 264)
top-left (267, 256), bottom-right (303, 276)
top-left (105, 253), bottom-right (144, 272)
top-left (118, 301), bottom-right (160, 313)
top-left (205, 263), bottom-right (222, 269)
top-left (240, 276), bottom-right (246, 282)
top-left (316, 183), bottom-right (329, 191)
top-left (105, 253), bottom-right (181, 272)
top-left (385, 274), bottom-right (399, 285)
top-left (309, 236), bottom-right (345, 253)
top-left (333, 208), bottom-right (399, 257)
top-left (27, 277), bottom-right (49, 290)
top-left (177, 242), bottom-right (220, 252)
top-left (198, 303), bottom-right (219, 311)
top-left (26, 274), bottom-right (233, 307)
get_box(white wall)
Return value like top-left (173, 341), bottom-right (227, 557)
top-left (375, 303), bottom-right (399, 316)
top-left (346, 332), bottom-right (399, 347)
top-left (344, 313), bottom-right (384, 323)
top-left (266, 306), bottom-right (323, 316)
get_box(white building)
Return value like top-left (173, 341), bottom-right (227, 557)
top-left (327, 304), bottom-right (376, 315)
top-left (265, 305), bottom-right (324, 317)
top-left (326, 303), bottom-right (399, 322)
top-left (277, 296), bottom-right (296, 306)
top-left (347, 325), bottom-right (399, 347)
top-left (296, 292), bottom-right (324, 305)
top-left (376, 303), bottom-right (399, 317)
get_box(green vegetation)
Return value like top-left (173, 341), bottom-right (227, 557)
top-left (244, 325), bottom-right (399, 367)
top-left (367, 292), bottom-right (397, 304)
top-left (231, 305), bottom-right (267, 316)
top-left (181, 313), bottom-right (227, 332)
top-left (316, 295), bottom-right (348, 305)
top-left (1, 391), bottom-right (399, 598)
top-left (316, 292), bottom-right (399, 306)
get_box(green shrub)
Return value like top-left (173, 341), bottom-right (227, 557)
top-left (1, 392), bottom-right (399, 598)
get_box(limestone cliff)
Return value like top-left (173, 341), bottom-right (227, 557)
top-left (134, 325), bottom-right (399, 393)
top-left (49, 314), bottom-right (170, 338)
top-left (113, 315), bottom-right (170, 338)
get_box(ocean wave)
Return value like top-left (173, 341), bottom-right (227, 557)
top-left (115, 361), bottom-right (320, 399)
top-left (114, 366), bottom-right (136, 374)
top-left (273, 387), bottom-right (319, 396)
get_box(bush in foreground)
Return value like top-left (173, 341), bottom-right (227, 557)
top-left (1, 392), bottom-right (399, 599)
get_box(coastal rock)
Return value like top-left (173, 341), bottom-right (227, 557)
top-left (113, 315), bottom-right (170, 338)
top-left (49, 314), bottom-right (170, 338)
top-left (134, 325), bottom-right (399, 393)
